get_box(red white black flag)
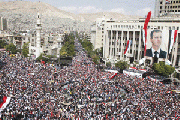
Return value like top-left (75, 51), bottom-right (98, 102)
top-left (169, 30), bottom-right (178, 54)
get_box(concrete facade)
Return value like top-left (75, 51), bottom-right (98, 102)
top-left (91, 17), bottom-right (180, 67)
top-left (155, 0), bottom-right (180, 17)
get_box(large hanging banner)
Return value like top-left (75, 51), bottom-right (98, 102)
top-left (145, 29), bottom-right (169, 59)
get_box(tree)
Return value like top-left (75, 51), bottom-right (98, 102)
top-left (60, 45), bottom-right (68, 56)
top-left (36, 54), bottom-right (49, 63)
top-left (106, 62), bottom-right (111, 68)
top-left (115, 60), bottom-right (129, 73)
top-left (5, 43), bottom-right (17, 54)
top-left (152, 62), bottom-right (175, 77)
top-left (22, 42), bottom-right (29, 57)
top-left (60, 33), bottom-right (76, 57)
top-left (92, 55), bottom-right (100, 64)
top-left (0, 40), bottom-right (7, 48)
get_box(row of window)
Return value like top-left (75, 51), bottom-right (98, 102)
top-left (112, 25), bottom-right (142, 29)
top-left (161, 5), bottom-right (180, 9)
top-left (160, 0), bottom-right (180, 4)
top-left (108, 25), bottom-right (179, 30)
top-left (160, 9), bottom-right (180, 12)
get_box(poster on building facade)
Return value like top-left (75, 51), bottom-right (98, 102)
top-left (145, 29), bottom-right (169, 59)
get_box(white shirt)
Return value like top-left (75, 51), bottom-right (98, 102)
top-left (151, 48), bottom-right (160, 58)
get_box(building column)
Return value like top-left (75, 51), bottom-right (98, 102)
top-left (121, 30), bottom-right (124, 60)
top-left (110, 26), bottom-right (112, 59)
top-left (132, 31), bottom-right (135, 57)
top-left (172, 32), bottom-right (178, 67)
top-left (126, 31), bottom-right (129, 61)
top-left (115, 30), bottom-right (118, 59)
top-left (138, 30), bottom-right (142, 60)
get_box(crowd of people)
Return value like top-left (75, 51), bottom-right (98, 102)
top-left (0, 39), bottom-right (179, 119)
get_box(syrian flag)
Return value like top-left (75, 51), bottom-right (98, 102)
top-left (143, 11), bottom-right (151, 56)
top-left (124, 40), bottom-right (132, 55)
top-left (129, 67), bottom-right (137, 70)
top-left (102, 102), bottom-right (106, 106)
top-left (0, 96), bottom-right (11, 115)
top-left (166, 0), bottom-right (170, 4)
top-left (169, 30), bottom-right (178, 54)
top-left (142, 29), bottom-right (146, 47)
top-left (87, 95), bottom-right (90, 100)
top-left (110, 73), bottom-right (117, 79)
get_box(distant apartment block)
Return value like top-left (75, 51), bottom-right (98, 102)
top-left (0, 17), bottom-right (8, 31)
top-left (155, 0), bottom-right (180, 17)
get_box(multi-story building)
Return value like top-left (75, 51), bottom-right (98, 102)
top-left (28, 14), bottom-right (64, 58)
top-left (91, 17), bottom-right (180, 67)
top-left (0, 17), bottom-right (8, 31)
top-left (91, 18), bottom-right (105, 50)
top-left (154, 0), bottom-right (180, 17)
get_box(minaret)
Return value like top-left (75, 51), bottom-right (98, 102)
top-left (36, 13), bottom-right (42, 58)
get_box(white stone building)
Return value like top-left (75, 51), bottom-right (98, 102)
top-left (91, 17), bottom-right (180, 67)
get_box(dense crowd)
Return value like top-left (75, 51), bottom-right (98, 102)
top-left (0, 39), bottom-right (179, 119)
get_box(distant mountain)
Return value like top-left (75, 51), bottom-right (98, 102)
top-left (0, 1), bottom-right (82, 20)
top-left (79, 12), bottom-right (140, 22)
top-left (0, 1), bottom-right (140, 33)
top-left (0, 1), bottom-right (87, 32)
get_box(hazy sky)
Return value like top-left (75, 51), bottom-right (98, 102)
top-left (4, 0), bottom-right (155, 16)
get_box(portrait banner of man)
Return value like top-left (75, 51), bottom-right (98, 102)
top-left (145, 29), bottom-right (169, 59)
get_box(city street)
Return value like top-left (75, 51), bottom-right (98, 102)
top-left (0, 39), bottom-right (179, 119)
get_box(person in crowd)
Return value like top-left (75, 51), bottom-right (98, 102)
top-left (0, 39), bottom-right (179, 119)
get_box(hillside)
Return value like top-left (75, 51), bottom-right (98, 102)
top-left (0, 1), bottom-right (87, 32)
top-left (79, 12), bottom-right (140, 22)
top-left (0, 1), bottom-right (140, 32)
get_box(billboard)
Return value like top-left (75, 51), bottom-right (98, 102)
top-left (144, 29), bottom-right (169, 59)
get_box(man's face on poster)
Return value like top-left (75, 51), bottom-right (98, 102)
top-left (150, 31), bottom-right (162, 51)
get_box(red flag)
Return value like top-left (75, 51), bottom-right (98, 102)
top-left (124, 40), bottom-right (132, 55)
top-left (102, 102), bottom-right (105, 106)
top-left (0, 96), bottom-right (7, 108)
top-left (166, 0), bottom-right (170, 4)
top-left (143, 11), bottom-right (151, 56)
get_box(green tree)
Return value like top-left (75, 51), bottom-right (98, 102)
top-left (115, 60), bottom-right (129, 72)
top-left (106, 62), bottom-right (111, 68)
top-left (0, 40), bottom-right (7, 48)
top-left (92, 55), bottom-right (100, 64)
top-left (152, 62), bottom-right (175, 76)
top-left (60, 45), bottom-right (68, 56)
top-left (60, 33), bottom-right (75, 57)
top-left (5, 43), bottom-right (17, 54)
top-left (22, 42), bottom-right (29, 57)
top-left (36, 54), bottom-right (49, 63)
